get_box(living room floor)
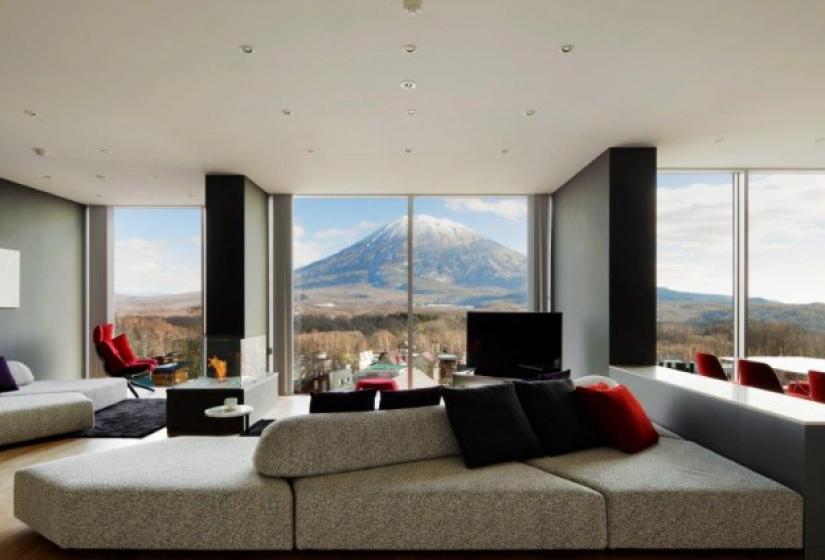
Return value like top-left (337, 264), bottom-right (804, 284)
top-left (0, 393), bottom-right (803, 560)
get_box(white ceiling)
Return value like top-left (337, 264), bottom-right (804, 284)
top-left (1, 0), bottom-right (824, 205)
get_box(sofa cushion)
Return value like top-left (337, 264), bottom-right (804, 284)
top-left (112, 333), bottom-right (138, 364)
top-left (293, 456), bottom-right (607, 550)
top-left (443, 383), bottom-right (542, 468)
top-left (14, 437), bottom-right (293, 550)
top-left (577, 383), bottom-right (659, 453)
top-left (0, 357), bottom-right (18, 393)
top-left (309, 388), bottom-right (376, 413)
top-left (527, 438), bottom-right (803, 549)
top-left (1, 378), bottom-right (128, 411)
top-left (6, 360), bottom-right (35, 386)
top-left (513, 379), bottom-right (602, 456)
top-left (379, 385), bottom-right (442, 410)
top-left (254, 405), bottom-right (460, 478)
top-left (0, 393), bottom-right (93, 446)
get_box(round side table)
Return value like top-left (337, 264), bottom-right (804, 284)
top-left (204, 404), bottom-right (254, 434)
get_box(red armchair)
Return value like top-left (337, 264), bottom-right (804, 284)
top-left (695, 352), bottom-right (728, 381)
top-left (93, 324), bottom-right (156, 398)
top-left (808, 371), bottom-right (825, 403)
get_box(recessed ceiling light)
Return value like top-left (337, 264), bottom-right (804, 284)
top-left (403, 44), bottom-right (417, 54)
top-left (100, 148), bottom-right (110, 154)
top-left (815, 137), bottom-right (825, 144)
top-left (95, 194), bottom-right (103, 198)
top-left (714, 137), bottom-right (725, 144)
top-left (400, 80), bottom-right (417, 90)
top-left (240, 45), bottom-right (255, 54)
top-left (149, 173), bottom-right (158, 179)
top-left (525, 109), bottom-right (536, 116)
top-left (43, 175), bottom-right (51, 180)
top-left (560, 44), bottom-right (574, 54)
top-left (24, 109), bottom-right (37, 117)
top-left (403, 0), bottom-right (422, 14)
top-left (501, 148), bottom-right (510, 155)
top-left (282, 108), bottom-right (292, 116)
top-left (307, 148), bottom-right (315, 154)
top-left (95, 174), bottom-right (106, 180)
top-left (404, 148), bottom-right (413, 154)
top-left (33, 147), bottom-right (48, 156)
top-left (188, 193), bottom-right (195, 198)
top-left (407, 108), bottom-right (416, 116)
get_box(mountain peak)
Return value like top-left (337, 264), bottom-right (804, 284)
top-left (378, 214), bottom-right (475, 238)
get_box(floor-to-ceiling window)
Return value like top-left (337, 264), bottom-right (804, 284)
top-left (412, 197), bottom-right (529, 384)
top-left (656, 173), bottom-right (735, 373)
top-left (748, 172), bottom-right (825, 383)
top-left (113, 208), bottom-right (203, 378)
top-left (292, 196), bottom-right (530, 393)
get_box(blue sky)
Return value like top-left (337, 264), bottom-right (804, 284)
top-left (293, 196), bottom-right (529, 268)
top-left (114, 208), bottom-right (201, 296)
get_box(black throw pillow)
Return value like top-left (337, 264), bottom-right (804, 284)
top-left (442, 383), bottom-right (542, 468)
top-left (513, 379), bottom-right (602, 456)
top-left (309, 389), bottom-right (376, 413)
top-left (379, 386), bottom-right (443, 410)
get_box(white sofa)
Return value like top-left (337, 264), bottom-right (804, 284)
top-left (0, 393), bottom-right (93, 447)
top-left (0, 360), bottom-right (127, 411)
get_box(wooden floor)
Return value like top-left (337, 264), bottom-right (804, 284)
top-left (0, 394), bottom-right (803, 560)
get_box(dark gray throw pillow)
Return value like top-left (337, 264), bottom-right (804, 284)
top-left (513, 379), bottom-right (602, 456)
top-left (379, 386), bottom-right (443, 410)
top-left (442, 383), bottom-right (542, 468)
top-left (309, 389), bottom-right (376, 413)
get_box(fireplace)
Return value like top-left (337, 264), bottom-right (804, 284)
top-left (204, 335), bottom-right (266, 379)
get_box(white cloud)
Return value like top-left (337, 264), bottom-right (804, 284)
top-left (293, 220), bottom-right (380, 268)
top-left (114, 237), bottom-right (201, 295)
top-left (443, 198), bottom-right (527, 221)
top-left (657, 173), bottom-right (825, 304)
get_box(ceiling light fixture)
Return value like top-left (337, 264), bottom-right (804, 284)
top-left (405, 148), bottom-right (413, 154)
top-left (403, 0), bottom-right (422, 14)
top-left (307, 148), bottom-right (315, 154)
top-left (714, 137), bottom-right (725, 144)
top-left (95, 174), bottom-right (106, 180)
top-left (560, 44), bottom-right (574, 53)
top-left (100, 148), bottom-right (110, 154)
top-left (501, 148), bottom-right (510, 155)
top-left (400, 80), bottom-right (417, 90)
top-left (95, 194), bottom-right (102, 198)
top-left (815, 137), bottom-right (825, 144)
top-left (33, 147), bottom-right (48, 156)
top-left (403, 44), bottom-right (417, 54)
top-left (525, 109), bottom-right (536, 116)
top-left (240, 45), bottom-right (255, 54)
top-left (282, 108), bottom-right (292, 116)
top-left (43, 175), bottom-right (51, 180)
top-left (24, 109), bottom-right (37, 117)
top-left (407, 108), bottom-right (416, 116)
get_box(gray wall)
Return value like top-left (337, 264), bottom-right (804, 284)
top-left (551, 151), bottom-right (611, 376)
top-left (244, 178), bottom-right (268, 337)
top-left (0, 178), bottom-right (85, 379)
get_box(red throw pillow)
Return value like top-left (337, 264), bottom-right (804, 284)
top-left (112, 334), bottom-right (138, 365)
top-left (576, 384), bottom-right (659, 453)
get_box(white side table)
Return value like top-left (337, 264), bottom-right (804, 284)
top-left (204, 404), bottom-right (254, 433)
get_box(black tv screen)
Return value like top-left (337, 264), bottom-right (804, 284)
top-left (466, 312), bottom-right (562, 378)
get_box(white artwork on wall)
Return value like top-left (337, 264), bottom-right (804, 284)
top-left (0, 248), bottom-right (20, 308)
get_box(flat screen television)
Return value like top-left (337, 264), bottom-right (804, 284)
top-left (466, 311), bottom-right (562, 378)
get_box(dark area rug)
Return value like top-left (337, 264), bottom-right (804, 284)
top-left (243, 419), bottom-right (276, 436)
top-left (76, 399), bottom-right (166, 438)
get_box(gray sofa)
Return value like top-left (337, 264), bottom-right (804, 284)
top-left (15, 405), bottom-right (803, 552)
top-left (0, 360), bottom-right (128, 446)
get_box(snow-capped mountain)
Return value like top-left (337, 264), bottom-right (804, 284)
top-left (294, 215), bottom-right (527, 304)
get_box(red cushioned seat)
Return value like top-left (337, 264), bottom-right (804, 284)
top-left (355, 378), bottom-right (399, 392)
top-left (695, 352), bottom-right (728, 381)
top-left (737, 359), bottom-right (784, 394)
top-left (809, 371), bottom-right (825, 403)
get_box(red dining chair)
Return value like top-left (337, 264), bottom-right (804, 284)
top-left (694, 352), bottom-right (728, 381)
top-left (737, 359), bottom-right (784, 394)
top-left (93, 324), bottom-right (157, 398)
top-left (808, 371), bottom-right (825, 403)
